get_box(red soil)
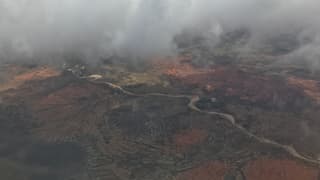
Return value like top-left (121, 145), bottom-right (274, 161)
top-left (173, 128), bottom-right (208, 151)
top-left (176, 161), bottom-right (229, 180)
top-left (288, 77), bottom-right (320, 104)
top-left (37, 83), bottom-right (100, 106)
top-left (177, 158), bottom-right (319, 180)
top-left (0, 66), bottom-right (60, 91)
top-left (153, 55), bottom-right (213, 79)
top-left (155, 57), bottom-right (306, 105)
top-left (244, 158), bottom-right (319, 180)
top-left (14, 67), bottom-right (60, 82)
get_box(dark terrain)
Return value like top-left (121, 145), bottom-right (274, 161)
top-left (1, 33), bottom-right (320, 180)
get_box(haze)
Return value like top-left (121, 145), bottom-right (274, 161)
top-left (0, 0), bottom-right (319, 66)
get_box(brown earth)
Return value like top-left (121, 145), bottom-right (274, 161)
top-left (155, 57), bottom-right (310, 108)
top-left (176, 161), bottom-right (229, 180)
top-left (0, 66), bottom-right (60, 92)
top-left (153, 55), bottom-right (213, 80)
top-left (288, 77), bottom-right (320, 104)
top-left (244, 157), bottom-right (319, 180)
top-left (176, 158), bottom-right (320, 180)
top-left (1, 63), bottom-right (319, 180)
top-left (173, 128), bottom-right (208, 151)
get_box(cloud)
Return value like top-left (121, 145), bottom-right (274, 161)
top-left (0, 0), bottom-right (320, 65)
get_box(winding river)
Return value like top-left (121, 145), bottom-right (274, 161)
top-left (83, 75), bottom-right (320, 167)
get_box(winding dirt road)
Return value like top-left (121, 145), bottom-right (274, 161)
top-left (83, 75), bottom-right (320, 167)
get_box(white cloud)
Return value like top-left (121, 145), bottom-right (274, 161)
top-left (0, 0), bottom-right (320, 64)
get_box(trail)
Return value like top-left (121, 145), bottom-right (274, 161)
top-left (83, 76), bottom-right (320, 167)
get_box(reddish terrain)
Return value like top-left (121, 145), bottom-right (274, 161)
top-left (155, 57), bottom-right (312, 107)
top-left (288, 77), bottom-right (320, 104)
top-left (1, 63), bottom-right (319, 179)
top-left (176, 161), bottom-right (229, 180)
top-left (176, 157), bottom-right (320, 180)
top-left (0, 66), bottom-right (60, 91)
top-left (173, 128), bottom-right (208, 151)
top-left (244, 158), bottom-right (319, 180)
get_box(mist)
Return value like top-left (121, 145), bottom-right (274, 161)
top-left (0, 0), bottom-right (320, 65)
